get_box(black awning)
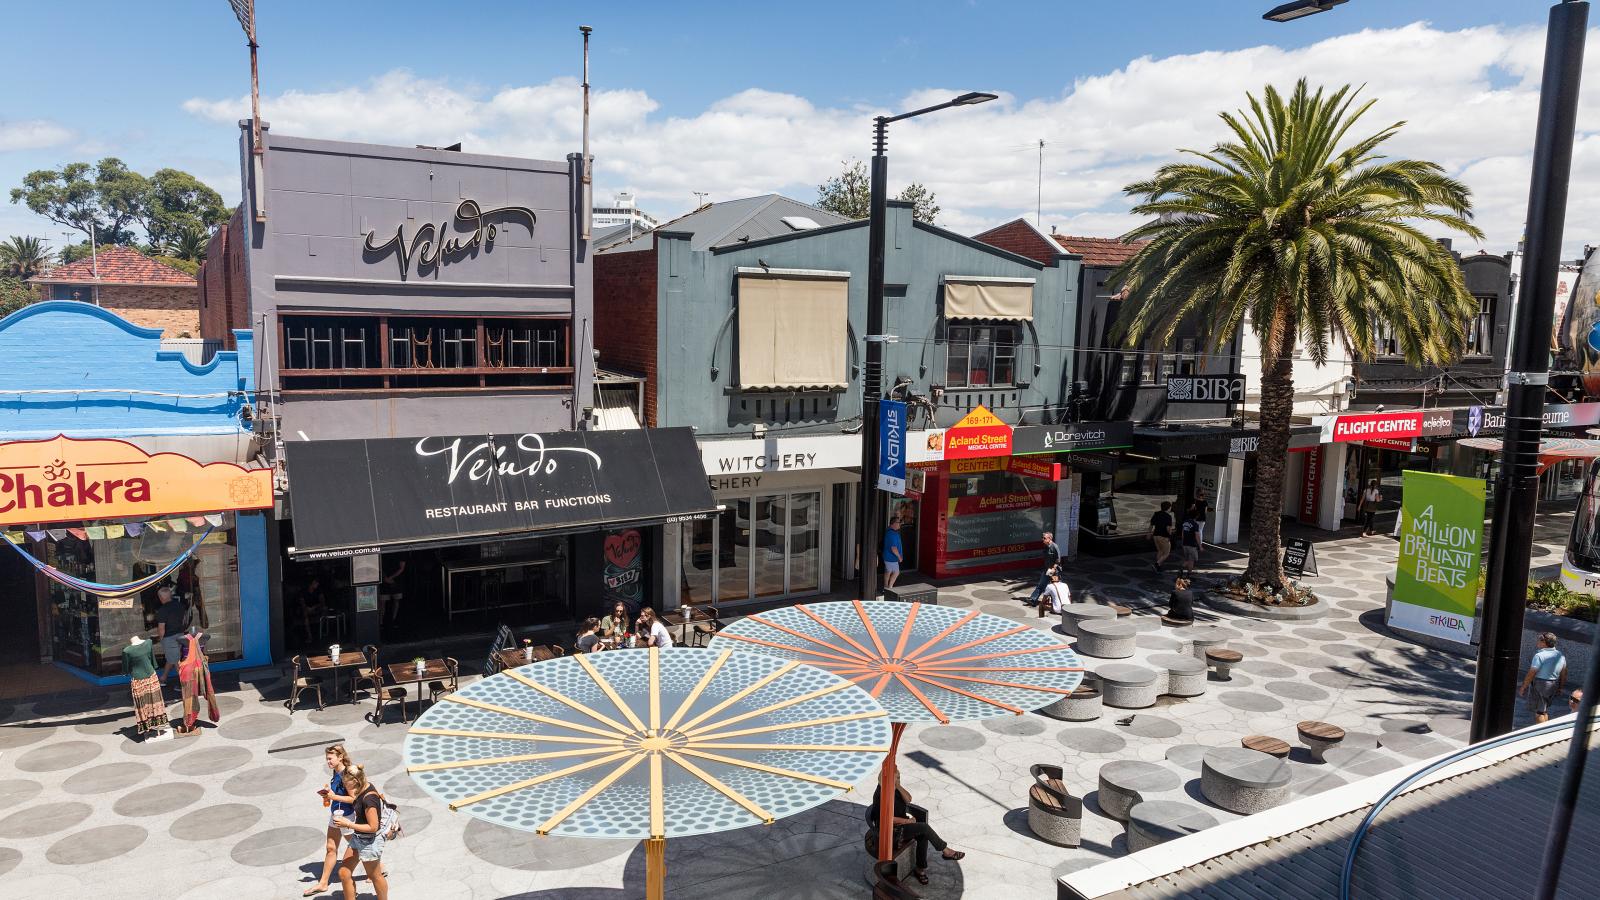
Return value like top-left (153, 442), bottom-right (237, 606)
top-left (284, 427), bottom-right (718, 559)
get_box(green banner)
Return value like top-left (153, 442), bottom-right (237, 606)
top-left (1389, 470), bottom-right (1485, 644)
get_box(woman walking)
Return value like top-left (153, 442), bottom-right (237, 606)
top-left (304, 744), bottom-right (356, 897)
top-left (332, 764), bottom-right (389, 900)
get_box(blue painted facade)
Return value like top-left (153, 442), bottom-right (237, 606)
top-left (0, 301), bottom-right (272, 685)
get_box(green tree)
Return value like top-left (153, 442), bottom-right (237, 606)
top-left (0, 277), bottom-right (41, 319)
top-left (1111, 81), bottom-right (1481, 592)
top-left (140, 170), bottom-right (228, 249)
top-left (815, 160), bottom-right (941, 224)
top-left (9, 158), bottom-right (144, 244)
top-left (0, 236), bottom-right (52, 278)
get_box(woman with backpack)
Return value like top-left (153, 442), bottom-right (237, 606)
top-left (332, 764), bottom-right (391, 900)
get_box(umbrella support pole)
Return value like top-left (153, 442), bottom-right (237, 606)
top-left (876, 721), bottom-right (907, 862)
top-left (645, 837), bottom-right (666, 900)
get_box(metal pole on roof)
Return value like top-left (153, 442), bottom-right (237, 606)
top-left (1473, 0), bottom-right (1587, 744)
top-left (580, 26), bottom-right (593, 242)
top-left (89, 222), bottom-right (99, 307)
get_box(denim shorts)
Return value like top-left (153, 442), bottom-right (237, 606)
top-left (348, 831), bottom-right (385, 861)
top-left (161, 636), bottom-right (184, 668)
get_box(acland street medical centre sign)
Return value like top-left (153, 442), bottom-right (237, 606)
top-left (1389, 470), bottom-right (1485, 645)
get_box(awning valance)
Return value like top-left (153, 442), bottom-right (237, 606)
top-left (736, 274), bottom-right (849, 390)
top-left (283, 427), bottom-right (717, 559)
top-left (943, 277), bottom-right (1035, 321)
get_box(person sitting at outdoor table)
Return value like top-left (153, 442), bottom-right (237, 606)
top-left (868, 773), bottom-right (964, 885)
top-left (575, 617), bottom-right (604, 653)
top-left (637, 608), bottom-right (674, 648)
top-left (599, 602), bottom-right (631, 647)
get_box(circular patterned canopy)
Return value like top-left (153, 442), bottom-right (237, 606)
top-left (1460, 436), bottom-right (1600, 457)
top-left (402, 648), bottom-right (890, 840)
top-left (710, 600), bottom-right (1084, 724)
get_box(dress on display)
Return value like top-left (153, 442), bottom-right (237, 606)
top-left (178, 631), bottom-right (219, 731)
top-left (122, 639), bottom-right (167, 735)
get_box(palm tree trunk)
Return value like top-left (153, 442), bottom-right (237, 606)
top-left (1243, 309), bottom-right (1298, 590)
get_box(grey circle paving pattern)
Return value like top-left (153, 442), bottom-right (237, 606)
top-left (357, 722), bottom-right (407, 746)
top-left (62, 761), bottom-right (152, 795)
top-left (1165, 744), bottom-right (1212, 772)
top-left (0, 726), bottom-right (52, 750)
top-left (1235, 660), bottom-right (1296, 679)
top-left (0, 801), bottom-right (93, 838)
top-left (1378, 731), bottom-right (1450, 759)
top-left (113, 781), bottom-right (206, 817)
top-left (1309, 670), bottom-right (1364, 690)
top-left (306, 704), bottom-right (368, 727)
top-left (71, 712), bottom-right (132, 736)
top-left (218, 712), bottom-right (293, 741)
top-left (229, 825), bottom-right (327, 867)
top-left (13, 739), bottom-right (103, 771)
top-left (45, 823), bottom-right (147, 865)
top-left (1256, 635), bottom-right (1309, 650)
top-left (920, 725), bottom-right (987, 752)
top-left (464, 817), bottom-right (635, 870)
top-left (1135, 635), bottom-right (1183, 652)
top-left (169, 802), bottom-right (263, 841)
top-left (1297, 627), bottom-right (1346, 642)
top-left (379, 772), bottom-right (427, 801)
top-left (1316, 586), bottom-right (1359, 599)
top-left (0, 846), bottom-right (19, 878)
top-left (1322, 643), bottom-right (1370, 659)
top-left (982, 716), bottom-right (1046, 736)
top-left (1332, 619), bottom-right (1377, 636)
top-left (1058, 727), bottom-right (1127, 754)
top-left (267, 730), bottom-right (346, 759)
top-left (0, 779), bottom-right (43, 810)
top-left (120, 732), bottom-right (191, 756)
top-left (1123, 714), bottom-right (1182, 739)
top-left (1264, 681), bottom-right (1330, 702)
top-left (1280, 651), bottom-right (1339, 670)
top-left (349, 746), bottom-right (403, 776)
top-left (223, 765), bottom-right (307, 797)
top-left (1218, 691), bottom-right (1284, 713)
top-left (394, 803), bottom-right (433, 836)
top-left (170, 745), bottom-right (253, 776)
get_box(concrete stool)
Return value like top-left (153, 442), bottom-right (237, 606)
top-left (1296, 721), bottom-right (1347, 762)
top-left (1108, 603), bottom-right (1132, 617)
top-left (1076, 619), bottom-right (1137, 659)
top-left (1126, 800), bottom-right (1220, 852)
top-left (1095, 663), bottom-right (1161, 709)
top-left (1097, 760), bottom-right (1181, 821)
top-left (1027, 764), bottom-right (1082, 847)
top-left (1061, 603), bottom-right (1118, 636)
top-left (1148, 653), bottom-right (1207, 698)
top-left (1205, 648), bottom-right (1243, 680)
top-left (1241, 735), bottom-right (1291, 758)
top-left (1184, 626), bottom-right (1237, 662)
top-left (1201, 747), bottom-right (1292, 814)
top-left (1039, 683), bottom-right (1102, 722)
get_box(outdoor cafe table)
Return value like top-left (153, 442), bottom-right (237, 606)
top-left (491, 645), bottom-right (560, 671)
top-left (306, 650), bottom-right (368, 703)
top-left (661, 605), bottom-right (714, 645)
top-left (385, 659), bottom-right (450, 720)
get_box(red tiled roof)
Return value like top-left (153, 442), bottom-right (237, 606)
top-left (1050, 234), bottom-right (1148, 268)
top-left (31, 245), bottom-right (195, 286)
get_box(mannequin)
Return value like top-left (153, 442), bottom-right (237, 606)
top-left (123, 634), bottom-right (168, 737)
top-left (176, 626), bottom-right (218, 734)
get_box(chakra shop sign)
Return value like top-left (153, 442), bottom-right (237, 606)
top-left (362, 199), bottom-right (537, 281)
top-left (1389, 471), bottom-right (1485, 645)
top-left (0, 436), bottom-right (272, 526)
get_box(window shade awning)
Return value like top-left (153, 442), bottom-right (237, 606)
top-left (737, 274), bottom-right (849, 390)
top-left (943, 279), bottom-right (1035, 321)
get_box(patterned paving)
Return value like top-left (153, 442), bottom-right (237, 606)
top-left (0, 518), bottom-right (1584, 900)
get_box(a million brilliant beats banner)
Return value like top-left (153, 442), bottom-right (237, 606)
top-left (1389, 471), bottom-right (1486, 645)
top-left (943, 405), bottom-right (1012, 459)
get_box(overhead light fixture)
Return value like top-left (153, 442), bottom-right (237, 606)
top-left (952, 91), bottom-right (999, 106)
top-left (1263, 0), bottom-right (1347, 22)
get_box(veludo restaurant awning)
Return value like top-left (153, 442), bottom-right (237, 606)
top-left (284, 427), bottom-right (719, 560)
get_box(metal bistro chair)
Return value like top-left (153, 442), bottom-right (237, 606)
top-left (690, 606), bottom-right (724, 648)
top-left (352, 644), bottom-right (383, 701)
top-left (370, 682), bottom-right (409, 727)
top-left (286, 655), bottom-right (324, 713)
top-left (428, 657), bottom-right (460, 704)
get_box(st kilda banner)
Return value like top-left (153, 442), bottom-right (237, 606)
top-left (284, 428), bottom-right (717, 559)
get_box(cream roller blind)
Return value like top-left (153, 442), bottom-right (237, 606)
top-left (944, 280), bottom-right (1034, 320)
top-left (737, 275), bottom-right (849, 389)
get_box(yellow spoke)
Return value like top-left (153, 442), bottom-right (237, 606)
top-left (686, 710), bottom-right (886, 744)
top-left (448, 750), bottom-right (632, 811)
top-left (408, 745), bottom-right (623, 773)
top-left (666, 751), bottom-right (773, 824)
top-left (503, 667), bottom-right (637, 735)
top-left (442, 695), bottom-right (624, 739)
top-left (674, 748), bottom-right (852, 790)
top-left (535, 754), bottom-right (647, 835)
top-left (680, 681), bottom-right (853, 738)
top-left (687, 742), bottom-right (887, 752)
top-left (567, 655), bottom-right (648, 733)
top-left (408, 727), bottom-right (624, 746)
top-left (649, 752), bottom-right (665, 839)
top-left (662, 649), bottom-right (731, 733)
top-left (673, 661), bottom-right (800, 734)
top-left (649, 647), bottom-right (662, 732)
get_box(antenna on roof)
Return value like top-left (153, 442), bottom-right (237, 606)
top-left (1036, 139), bottom-right (1045, 227)
top-left (693, 192), bottom-right (710, 210)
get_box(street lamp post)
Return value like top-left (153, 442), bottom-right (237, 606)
top-left (857, 92), bottom-right (996, 603)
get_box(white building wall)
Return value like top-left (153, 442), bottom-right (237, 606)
top-left (1238, 322), bottom-right (1355, 418)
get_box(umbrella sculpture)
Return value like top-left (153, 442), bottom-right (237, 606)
top-left (711, 599), bottom-right (1085, 861)
top-left (1458, 436), bottom-right (1600, 472)
top-left (403, 647), bottom-right (892, 900)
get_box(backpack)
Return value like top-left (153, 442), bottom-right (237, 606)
top-left (378, 793), bottom-right (402, 841)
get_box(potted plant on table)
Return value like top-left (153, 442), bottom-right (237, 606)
top-left (412, 655), bottom-right (426, 676)
top-left (522, 638), bottom-right (534, 661)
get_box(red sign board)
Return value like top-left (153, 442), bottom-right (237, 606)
top-left (944, 405), bottom-right (1013, 459)
top-left (1363, 437), bottom-right (1416, 451)
top-left (1323, 411), bottom-right (1423, 443)
top-left (1299, 445), bottom-right (1324, 525)
top-left (1007, 456), bottom-right (1062, 481)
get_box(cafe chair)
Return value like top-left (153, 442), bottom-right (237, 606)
top-left (429, 657), bottom-right (460, 704)
top-left (352, 645), bottom-right (383, 700)
top-left (370, 683), bottom-right (409, 727)
top-left (286, 655), bottom-right (324, 713)
top-left (690, 607), bottom-right (724, 648)
top-left (317, 608), bottom-right (347, 642)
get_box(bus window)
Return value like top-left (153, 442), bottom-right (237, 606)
top-left (1566, 460), bottom-right (1600, 573)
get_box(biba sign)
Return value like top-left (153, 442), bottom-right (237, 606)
top-left (944, 405), bottom-right (1012, 459)
top-left (0, 436), bottom-right (272, 526)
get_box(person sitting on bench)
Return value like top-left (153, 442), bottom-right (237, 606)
top-left (868, 773), bottom-right (965, 885)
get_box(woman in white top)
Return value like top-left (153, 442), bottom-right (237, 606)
top-left (637, 608), bottom-right (674, 648)
top-left (1357, 479), bottom-right (1382, 536)
top-left (1037, 571), bottom-right (1070, 618)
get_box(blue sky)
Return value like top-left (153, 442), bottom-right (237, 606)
top-left (1, 1), bottom-right (1591, 252)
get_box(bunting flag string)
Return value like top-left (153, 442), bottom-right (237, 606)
top-left (0, 527), bottom-right (215, 598)
top-left (9, 515), bottom-right (227, 543)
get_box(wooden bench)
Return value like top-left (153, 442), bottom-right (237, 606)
top-left (1241, 734), bottom-right (1291, 758)
top-left (1296, 720), bottom-right (1347, 761)
top-left (1205, 648), bottom-right (1243, 680)
top-left (1027, 764), bottom-right (1082, 847)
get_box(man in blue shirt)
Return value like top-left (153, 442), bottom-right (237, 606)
top-left (1025, 532), bottom-right (1062, 607)
top-left (882, 519), bottom-right (904, 590)
top-left (1519, 632), bottom-right (1568, 723)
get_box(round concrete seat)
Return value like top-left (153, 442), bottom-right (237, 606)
top-left (1201, 747), bottom-right (1293, 814)
top-left (1204, 648), bottom-right (1243, 680)
top-left (1094, 663), bottom-right (1160, 709)
top-left (1097, 760), bottom-right (1181, 821)
top-left (1076, 620), bottom-right (1136, 659)
top-left (1039, 683), bottom-right (1102, 722)
top-left (1061, 603), bottom-right (1118, 636)
top-left (1126, 800), bottom-right (1220, 852)
top-left (1147, 652), bottom-right (1207, 697)
top-left (1184, 626), bottom-right (1239, 662)
top-left (1296, 720), bottom-right (1347, 762)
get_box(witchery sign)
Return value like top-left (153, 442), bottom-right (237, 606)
top-left (284, 428), bottom-right (717, 558)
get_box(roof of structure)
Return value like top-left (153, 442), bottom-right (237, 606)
top-left (1051, 235), bottom-right (1148, 268)
top-left (599, 194), bottom-right (850, 253)
top-left (30, 245), bottom-right (196, 286)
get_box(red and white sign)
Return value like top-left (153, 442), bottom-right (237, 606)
top-left (944, 405), bottom-right (1013, 460)
top-left (1299, 446), bottom-right (1324, 525)
top-left (1006, 456), bottom-right (1062, 481)
top-left (1318, 411), bottom-right (1424, 444)
top-left (1363, 437), bottom-right (1416, 451)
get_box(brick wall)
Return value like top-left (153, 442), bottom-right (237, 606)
top-left (593, 247), bottom-right (659, 425)
top-left (98, 285), bottom-right (199, 337)
top-left (199, 208), bottom-right (248, 348)
top-left (972, 219), bottom-right (1055, 264)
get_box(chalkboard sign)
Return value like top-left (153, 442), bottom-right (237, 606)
top-left (485, 623), bottom-right (515, 674)
top-left (1283, 538), bottom-right (1318, 577)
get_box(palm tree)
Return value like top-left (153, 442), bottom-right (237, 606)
top-left (0, 235), bottom-right (52, 278)
top-left (1112, 80), bottom-right (1482, 593)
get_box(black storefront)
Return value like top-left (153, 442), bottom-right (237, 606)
top-left (280, 428), bottom-right (717, 650)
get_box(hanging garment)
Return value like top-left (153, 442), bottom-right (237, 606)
top-left (122, 639), bottom-right (166, 735)
top-left (178, 632), bottom-right (219, 730)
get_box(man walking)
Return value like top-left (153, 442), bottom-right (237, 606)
top-left (1148, 501), bottom-right (1174, 572)
top-left (882, 519), bottom-right (904, 591)
top-left (153, 585), bottom-right (190, 690)
top-left (1025, 532), bottom-right (1061, 608)
top-left (1178, 514), bottom-right (1201, 575)
top-left (1518, 632), bottom-right (1568, 723)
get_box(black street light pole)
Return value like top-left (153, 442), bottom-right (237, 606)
top-left (857, 92), bottom-right (996, 603)
top-left (1472, 0), bottom-right (1588, 744)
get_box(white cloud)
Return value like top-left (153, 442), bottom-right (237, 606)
top-left (183, 21), bottom-right (1600, 255)
top-left (0, 119), bottom-right (74, 152)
